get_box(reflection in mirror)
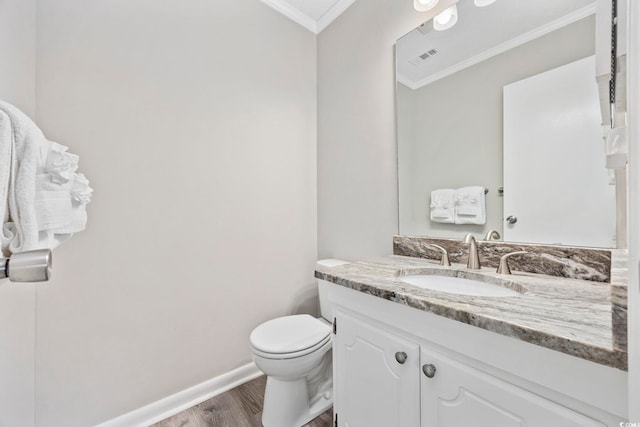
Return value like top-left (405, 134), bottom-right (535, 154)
top-left (396, 0), bottom-right (617, 248)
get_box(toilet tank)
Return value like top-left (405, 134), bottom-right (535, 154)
top-left (317, 259), bottom-right (349, 322)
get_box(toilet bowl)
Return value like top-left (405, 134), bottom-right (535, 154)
top-left (249, 259), bottom-right (348, 427)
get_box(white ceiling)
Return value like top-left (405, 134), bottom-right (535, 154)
top-left (397, 0), bottom-right (596, 89)
top-left (261, 0), bottom-right (357, 34)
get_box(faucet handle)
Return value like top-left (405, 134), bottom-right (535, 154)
top-left (484, 230), bottom-right (501, 241)
top-left (497, 251), bottom-right (528, 275)
top-left (425, 244), bottom-right (450, 267)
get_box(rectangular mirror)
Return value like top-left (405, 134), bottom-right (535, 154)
top-left (396, 0), bottom-right (619, 248)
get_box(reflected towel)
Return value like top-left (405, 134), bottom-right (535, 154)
top-left (454, 186), bottom-right (486, 225)
top-left (430, 189), bottom-right (456, 224)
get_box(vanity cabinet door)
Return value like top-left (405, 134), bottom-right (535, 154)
top-left (333, 311), bottom-right (420, 427)
top-left (420, 348), bottom-right (605, 427)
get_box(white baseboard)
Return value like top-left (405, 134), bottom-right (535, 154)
top-left (95, 362), bottom-right (262, 427)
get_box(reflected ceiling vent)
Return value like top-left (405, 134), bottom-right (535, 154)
top-left (409, 49), bottom-right (438, 66)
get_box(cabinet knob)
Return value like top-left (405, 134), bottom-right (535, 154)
top-left (422, 363), bottom-right (437, 378)
top-left (395, 352), bottom-right (408, 364)
top-left (506, 215), bottom-right (518, 224)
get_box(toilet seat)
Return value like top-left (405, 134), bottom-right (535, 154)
top-left (250, 314), bottom-right (332, 360)
top-left (252, 334), bottom-right (331, 359)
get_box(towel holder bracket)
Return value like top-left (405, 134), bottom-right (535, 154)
top-left (0, 249), bottom-right (52, 283)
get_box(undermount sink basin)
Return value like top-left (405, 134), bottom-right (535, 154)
top-left (399, 275), bottom-right (520, 297)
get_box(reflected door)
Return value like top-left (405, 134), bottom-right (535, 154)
top-left (503, 55), bottom-right (616, 247)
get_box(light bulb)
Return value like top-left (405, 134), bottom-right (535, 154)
top-left (414, 0), bottom-right (439, 12)
top-left (433, 5), bottom-right (458, 31)
top-left (474, 0), bottom-right (496, 6)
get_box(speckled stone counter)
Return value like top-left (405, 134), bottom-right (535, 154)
top-left (394, 235), bottom-right (612, 282)
top-left (315, 255), bottom-right (628, 371)
top-left (611, 250), bottom-right (628, 353)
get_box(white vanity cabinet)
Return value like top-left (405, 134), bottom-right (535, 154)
top-left (333, 310), bottom-right (420, 427)
top-left (330, 286), bottom-right (627, 427)
top-left (420, 347), bottom-right (604, 427)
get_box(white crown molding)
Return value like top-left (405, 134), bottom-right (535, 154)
top-left (95, 362), bottom-right (261, 427)
top-left (261, 0), bottom-right (318, 33)
top-left (261, 0), bottom-right (356, 34)
top-left (317, 0), bottom-right (357, 33)
top-left (401, 4), bottom-right (597, 90)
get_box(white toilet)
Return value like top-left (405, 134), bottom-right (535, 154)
top-left (249, 259), bottom-right (348, 427)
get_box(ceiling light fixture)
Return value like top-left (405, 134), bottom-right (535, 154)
top-left (413, 0), bottom-right (439, 12)
top-left (433, 5), bottom-right (458, 31)
top-left (474, 0), bottom-right (497, 6)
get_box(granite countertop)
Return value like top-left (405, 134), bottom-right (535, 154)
top-left (315, 255), bottom-right (627, 371)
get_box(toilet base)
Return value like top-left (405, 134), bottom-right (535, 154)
top-left (262, 376), bottom-right (333, 427)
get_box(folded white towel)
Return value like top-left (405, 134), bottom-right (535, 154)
top-left (0, 111), bottom-right (13, 256)
top-left (53, 173), bottom-right (92, 234)
top-left (454, 186), bottom-right (486, 225)
top-left (35, 174), bottom-right (73, 231)
top-left (0, 100), bottom-right (92, 255)
top-left (430, 189), bottom-right (456, 224)
top-left (0, 100), bottom-right (47, 254)
top-left (34, 172), bottom-right (92, 246)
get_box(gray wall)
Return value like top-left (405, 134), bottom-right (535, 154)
top-left (34, 0), bottom-right (317, 425)
top-left (0, 1), bottom-right (37, 426)
top-left (398, 17), bottom-right (595, 239)
top-left (0, 0), bottom-right (36, 116)
top-left (317, 0), bottom-right (457, 260)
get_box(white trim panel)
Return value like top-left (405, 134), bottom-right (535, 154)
top-left (95, 362), bottom-right (262, 427)
top-left (401, 4), bottom-right (597, 90)
top-left (261, 0), bottom-right (356, 34)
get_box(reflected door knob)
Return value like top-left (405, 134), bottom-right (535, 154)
top-left (395, 352), bottom-right (408, 364)
top-left (506, 215), bottom-right (518, 224)
top-left (422, 364), bottom-right (437, 378)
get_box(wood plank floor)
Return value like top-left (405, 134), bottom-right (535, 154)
top-left (151, 376), bottom-right (333, 427)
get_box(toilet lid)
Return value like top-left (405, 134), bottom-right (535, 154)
top-left (250, 314), bottom-right (331, 355)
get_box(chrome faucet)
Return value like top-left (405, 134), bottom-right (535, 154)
top-left (425, 244), bottom-right (450, 267)
top-left (463, 234), bottom-right (481, 269)
top-left (484, 229), bottom-right (501, 241)
top-left (496, 251), bottom-right (528, 275)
